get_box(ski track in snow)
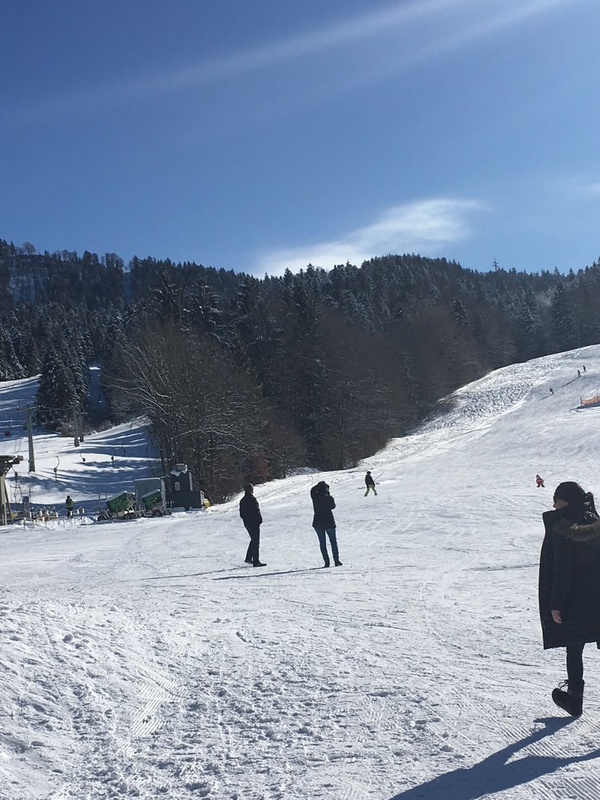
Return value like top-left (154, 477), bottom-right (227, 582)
top-left (1, 347), bottom-right (600, 797)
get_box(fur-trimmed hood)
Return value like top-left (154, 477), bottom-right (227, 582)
top-left (539, 506), bottom-right (600, 650)
top-left (553, 515), bottom-right (600, 549)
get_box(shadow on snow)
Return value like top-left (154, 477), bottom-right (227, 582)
top-left (389, 717), bottom-right (599, 800)
top-left (141, 566), bottom-right (326, 582)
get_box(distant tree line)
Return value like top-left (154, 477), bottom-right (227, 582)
top-left (1, 238), bottom-right (599, 500)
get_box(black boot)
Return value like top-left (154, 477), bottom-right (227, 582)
top-left (552, 680), bottom-right (584, 716)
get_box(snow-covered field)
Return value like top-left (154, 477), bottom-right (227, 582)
top-left (2, 346), bottom-right (600, 799)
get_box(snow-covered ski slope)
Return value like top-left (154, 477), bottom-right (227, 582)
top-left (2, 345), bottom-right (600, 799)
top-left (0, 374), bottom-right (156, 509)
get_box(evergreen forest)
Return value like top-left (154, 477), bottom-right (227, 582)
top-left (1, 239), bottom-right (599, 501)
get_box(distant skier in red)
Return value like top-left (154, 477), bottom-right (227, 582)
top-left (536, 475), bottom-right (545, 488)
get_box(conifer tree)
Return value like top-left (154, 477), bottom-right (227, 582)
top-left (35, 347), bottom-right (79, 430)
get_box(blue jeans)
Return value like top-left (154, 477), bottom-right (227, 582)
top-left (314, 527), bottom-right (339, 566)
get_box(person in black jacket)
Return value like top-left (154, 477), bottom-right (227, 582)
top-left (538, 481), bottom-right (600, 715)
top-left (239, 484), bottom-right (266, 567)
top-left (310, 481), bottom-right (342, 568)
top-left (364, 471), bottom-right (377, 496)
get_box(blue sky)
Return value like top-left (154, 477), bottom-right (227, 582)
top-left (2, 0), bottom-right (600, 276)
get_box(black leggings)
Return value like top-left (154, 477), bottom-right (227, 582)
top-left (566, 642), bottom-right (585, 686)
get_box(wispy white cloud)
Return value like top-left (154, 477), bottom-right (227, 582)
top-left (575, 181), bottom-right (600, 199)
top-left (7, 0), bottom-right (577, 123)
top-left (133, 0), bottom-right (576, 94)
top-left (254, 198), bottom-right (486, 276)
top-left (551, 175), bottom-right (600, 201)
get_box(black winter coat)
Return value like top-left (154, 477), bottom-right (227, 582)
top-left (239, 494), bottom-right (262, 526)
top-left (311, 488), bottom-right (336, 529)
top-left (538, 502), bottom-right (600, 649)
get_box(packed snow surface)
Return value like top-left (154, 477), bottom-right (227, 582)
top-left (2, 347), bottom-right (600, 799)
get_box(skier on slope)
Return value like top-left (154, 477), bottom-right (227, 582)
top-left (536, 475), bottom-right (545, 488)
top-left (65, 495), bottom-right (74, 518)
top-left (364, 470), bottom-right (378, 496)
top-left (538, 481), bottom-right (600, 716)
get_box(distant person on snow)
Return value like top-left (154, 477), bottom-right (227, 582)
top-left (65, 495), bottom-right (74, 518)
top-left (583, 365), bottom-right (587, 373)
top-left (538, 481), bottom-right (600, 716)
top-left (364, 471), bottom-right (378, 496)
top-left (549, 388), bottom-right (554, 395)
top-left (239, 484), bottom-right (266, 567)
top-left (310, 481), bottom-right (342, 568)
top-left (578, 370), bottom-right (581, 378)
top-left (536, 475), bottom-right (545, 488)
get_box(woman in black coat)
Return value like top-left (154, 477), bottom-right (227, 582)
top-left (310, 481), bottom-right (342, 568)
top-left (239, 483), bottom-right (266, 567)
top-left (538, 481), bottom-right (600, 715)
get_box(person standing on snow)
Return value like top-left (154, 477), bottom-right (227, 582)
top-left (538, 481), bottom-right (600, 716)
top-left (239, 484), bottom-right (266, 567)
top-left (364, 471), bottom-right (378, 496)
top-left (65, 495), bottom-right (74, 518)
top-left (536, 475), bottom-right (545, 488)
top-left (310, 481), bottom-right (342, 568)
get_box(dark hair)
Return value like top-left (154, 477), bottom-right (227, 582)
top-left (553, 481), bottom-right (587, 505)
top-left (244, 483), bottom-right (254, 494)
